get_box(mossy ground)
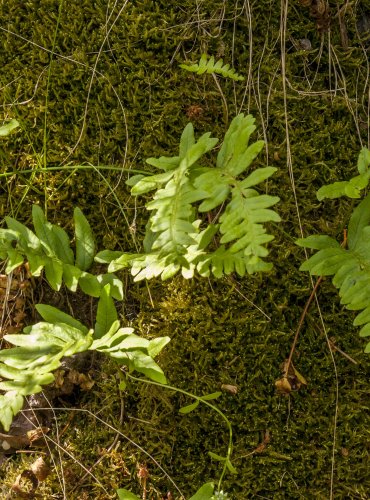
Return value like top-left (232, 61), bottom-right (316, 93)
top-left (1, 1), bottom-right (370, 498)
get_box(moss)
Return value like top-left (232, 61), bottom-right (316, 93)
top-left (1, 0), bottom-right (370, 498)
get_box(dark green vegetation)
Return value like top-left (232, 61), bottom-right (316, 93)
top-left (1, 0), bottom-right (370, 498)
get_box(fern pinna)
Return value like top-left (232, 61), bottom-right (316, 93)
top-left (179, 53), bottom-right (245, 81)
top-left (97, 114), bottom-right (280, 280)
top-left (297, 193), bottom-right (370, 353)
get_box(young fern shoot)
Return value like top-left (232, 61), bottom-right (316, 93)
top-left (180, 53), bottom-right (245, 81)
top-left (97, 114), bottom-right (280, 281)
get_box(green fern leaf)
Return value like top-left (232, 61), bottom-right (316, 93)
top-left (180, 53), bottom-right (245, 81)
top-left (0, 391), bottom-right (24, 432)
top-left (317, 147), bottom-right (370, 200)
top-left (219, 189), bottom-right (280, 254)
top-left (297, 192), bottom-right (370, 353)
top-left (0, 119), bottom-right (19, 137)
top-left (100, 114), bottom-right (279, 280)
top-left (134, 131), bottom-right (217, 267)
top-left (74, 207), bottom-right (95, 271)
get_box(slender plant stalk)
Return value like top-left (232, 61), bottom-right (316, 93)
top-left (126, 373), bottom-right (233, 493)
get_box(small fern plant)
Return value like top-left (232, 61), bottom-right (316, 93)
top-left (0, 205), bottom-right (123, 300)
top-left (180, 53), bottom-right (245, 81)
top-left (0, 206), bottom-right (170, 431)
top-left (297, 147), bottom-right (370, 353)
top-left (0, 284), bottom-right (169, 432)
top-left (96, 114), bottom-right (280, 281)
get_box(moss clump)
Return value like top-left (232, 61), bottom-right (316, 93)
top-left (1, 0), bottom-right (370, 498)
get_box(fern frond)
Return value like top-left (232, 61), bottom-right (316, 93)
top-left (297, 193), bottom-right (370, 352)
top-left (131, 129), bottom-right (218, 269)
top-left (0, 304), bottom-right (169, 430)
top-left (180, 54), bottom-right (245, 81)
top-left (0, 206), bottom-right (123, 300)
top-left (99, 114), bottom-right (280, 280)
top-left (317, 147), bottom-right (370, 200)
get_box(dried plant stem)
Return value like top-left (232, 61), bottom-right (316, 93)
top-left (284, 276), bottom-right (323, 378)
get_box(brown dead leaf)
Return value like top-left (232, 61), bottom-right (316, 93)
top-left (0, 433), bottom-right (30, 452)
top-left (30, 457), bottom-right (51, 481)
top-left (275, 376), bottom-right (292, 394)
top-left (11, 469), bottom-right (39, 498)
top-left (221, 384), bottom-right (238, 395)
top-left (13, 310), bottom-right (26, 323)
top-left (137, 463), bottom-right (149, 479)
top-left (275, 360), bottom-right (307, 394)
top-left (67, 369), bottom-right (95, 391)
top-left (27, 427), bottom-right (49, 445)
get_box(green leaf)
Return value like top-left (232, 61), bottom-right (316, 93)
top-left (90, 321), bottom-right (123, 350)
top-left (146, 156), bottom-right (180, 171)
top-left (116, 351), bottom-right (167, 384)
top-left (317, 181), bottom-right (353, 200)
top-left (299, 248), bottom-right (347, 274)
top-left (296, 235), bottom-right (340, 250)
top-left (79, 272), bottom-right (101, 297)
top-left (51, 225), bottom-right (74, 264)
top-left (116, 490), bottom-right (141, 500)
top-left (0, 119), bottom-right (19, 137)
top-left (125, 174), bottom-right (145, 186)
top-left (357, 147), bottom-right (370, 174)
top-left (5, 216), bottom-right (40, 251)
top-left (32, 205), bottom-right (58, 256)
top-left (147, 337), bottom-right (171, 357)
top-left (179, 122), bottom-right (195, 158)
top-left (208, 451), bottom-right (226, 462)
top-left (240, 167), bottom-right (277, 189)
top-left (97, 333), bottom-right (149, 352)
top-left (0, 391), bottom-right (24, 432)
top-left (5, 248), bottom-right (24, 272)
top-left (63, 263), bottom-right (82, 292)
top-left (0, 378), bottom-right (52, 395)
top-left (44, 258), bottom-right (63, 290)
top-left (118, 379), bottom-right (127, 391)
top-left (107, 253), bottom-right (139, 273)
top-left (200, 391), bottom-right (222, 401)
top-left (95, 250), bottom-right (125, 263)
top-left (94, 284), bottom-right (118, 339)
top-left (36, 304), bottom-right (88, 333)
top-left (348, 193), bottom-right (370, 249)
top-left (189, 482), bottom-right (215, 500)
top-left (27, 251), bottom-right (47, 276)
top-left (74, 207), bottom-right (95, 271)
top-left (131, 171), bottom-right (175, 195)
top-left (225, 458), bottom-right (237, 474)
top-left (179, 401), bottom-right (199, 414)
top-left (97, 273), bottom-right (124, 300)
top-left (180, 53), bottom-right (244, 81)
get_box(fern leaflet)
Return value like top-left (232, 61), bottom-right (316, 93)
top-left (317, 147), bottom-right (370, 200)
top-left (180, 54), bottom-right (245, 81)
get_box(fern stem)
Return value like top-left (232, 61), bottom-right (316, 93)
top-left (126, 373), bottom-right (233, 494)
top-left (284, 276), bottom-right (323, 378)
top-left (285, 231), bottom-right (348, 377)
top-left (212, 73), bottom-right (229, 124)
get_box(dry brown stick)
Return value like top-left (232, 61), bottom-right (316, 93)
top-left (284, 276), bottom-right (323, 378)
